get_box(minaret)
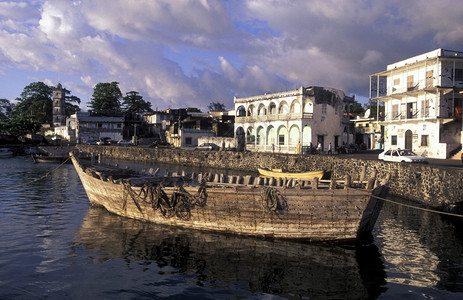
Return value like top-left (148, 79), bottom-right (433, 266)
top-left (52, 83), bottom-right (66, 127)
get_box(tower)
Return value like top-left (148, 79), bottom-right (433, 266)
top-left (52, 83), bottom-right (66, 127)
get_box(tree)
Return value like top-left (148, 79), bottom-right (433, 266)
top-left (208, 101), bottom-right (226, 112)
top-left (122, 91), bottom-right (153, 113)
top-left (63, 89), bottom-right (81, 117)
top-left (350, 101), bottom-right (365, 116)
top-left (88, 82), bottom-right (122, 113)
top-left (11, 82), bottom-right (53, 124)
top-left (0, 98), bottom-right (13, 120)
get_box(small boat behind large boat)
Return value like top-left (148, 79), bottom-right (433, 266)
top-left (32, 154), bottom-right (70, 164)
top-left (0, 148), bottom-right (13, 158)
top-left (258, 167), bottom-right (324, 180)
top-left (70, 152), bottom-right (390, 243)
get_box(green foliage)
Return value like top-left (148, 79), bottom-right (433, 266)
top-left (350, 101), bottom-right (365, 116)
top-left (207, 101), bottom-right (226, 112)
top-left (122, 91), bottom-right (153, 113)
top-left (0, 115), bottom-right (41, 135)
top-left (11, 82), bottom-right (53, 124)
top-left (364, 100), bottom-right (385, 119)
top-left (88, 81), bottom-right (122, 113)
top-left (63, 90), bottom-right (81, 117)
top-left (0, 98), bottom-right (13, 120)
top-left (186, 107), bottom-right (201, 112)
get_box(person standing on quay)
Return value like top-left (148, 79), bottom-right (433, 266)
top-left (295, 141), bottom-right (301, 154)
top-left (328, 142), bottom-right (333, 155)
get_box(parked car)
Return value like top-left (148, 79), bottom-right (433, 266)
top-left (195, 143), bottom-right (220, 151)
top-left (97, 137), bottom-right (115, 145)
top-left (117, 140), bottom-right (133, 146)
top-left (378, 149), bottom-right (428, 163)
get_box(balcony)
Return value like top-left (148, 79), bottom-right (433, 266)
top-left (236, 113), bottom-right (313, 123)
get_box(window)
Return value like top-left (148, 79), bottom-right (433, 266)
top-left (455, 69), bottom-right (463, 81)
top-left (421, 100), bottom-right (429, 117)
top-left (421, 135), bottom-right (428, 146)
top-left (426, 70), bottom-right (433, 88)
top-left (391, 135), bottom-right (397, 145)
top-left (185, 137), bottom-right (192, 145)
top-left (407, 75), bottom-right (415, 91)
top-left (392, 104), bottom-right (400, 119)
top-left (278, 135), bottom-right (285, 145)
top-left (393, 78), bottom-right (400, 85)
top-left (98, 123), bottom-right (102, 128)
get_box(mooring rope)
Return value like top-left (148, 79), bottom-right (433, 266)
top-left (371, 194), bottom-right (463, 218)
top-left (0, 156), bottom-right (71, 191)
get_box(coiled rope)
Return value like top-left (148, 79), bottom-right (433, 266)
top-left (0, 156), bottom-right (71, 191)
top-left (123, 178), bottom-right (208, 220)
top-left (260, 186), bottom-right (288, 213)
top-left (371, 194), bottom-right (463, 218)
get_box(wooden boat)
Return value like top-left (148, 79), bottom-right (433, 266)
top-left (0, 148), bottom-right (13, 158)
top-left (32, 154), bottom-right (70, 163)
top-left (258, 167), bottom-right (324, 180)
top-left (70, 152), bottom-right (390, 243)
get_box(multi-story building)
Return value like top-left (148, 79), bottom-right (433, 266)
top-left (234, 86), bottom-right (355, 153)
top-left (370, 48), bottom-right (463, 158)
top-left (69, 111), bottom-right (124, 144)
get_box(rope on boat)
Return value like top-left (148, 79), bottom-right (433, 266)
top-left (371, 194), bottom-right (463, 218)
top-left (122, 177), bottom-right (208, 220)
top-left (260, 186), bottom-right (288, 213)
top-left (0, 156), bottom-right (71, 191)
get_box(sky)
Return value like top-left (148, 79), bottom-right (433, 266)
top-left (1, 0), bottom-right (463, 112)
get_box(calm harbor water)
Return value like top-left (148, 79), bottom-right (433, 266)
top-left (1, 156), bottom-right (463, 299)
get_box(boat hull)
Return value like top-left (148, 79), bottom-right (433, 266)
top-left (71, 153), bottom-right (389, 242)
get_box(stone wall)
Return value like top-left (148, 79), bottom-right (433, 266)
top-left (77, 145), bottom-right (463, 210)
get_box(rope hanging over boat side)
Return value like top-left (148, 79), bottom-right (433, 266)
top-left (260, 186), bottom-right (288, 214)
top-left (122, 178), bottom-right (208, 220)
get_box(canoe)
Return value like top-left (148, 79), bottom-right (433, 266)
top-left (258, 167), bottom-right (324, 180)
top-left (0, 148), bottom-right (13, 158)
top-left (32, 154), bottom-right (70, 164)
top-left (70, 152), bottom-right (389, 243)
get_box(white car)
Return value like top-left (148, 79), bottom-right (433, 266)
top-left (378, 149), bottom-right (428, 163)
top-left (117, 140), bottom-right (133, 145)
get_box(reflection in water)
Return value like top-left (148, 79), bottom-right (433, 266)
top-left (73, 206), bottom-right (386, 299)
top-left (375, 202), bottom-right (463, 293)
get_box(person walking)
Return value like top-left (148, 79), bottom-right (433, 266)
top-left (328, 142), bottom-right (333, 155)
top-left (316, 142), bottom-right (322, 154)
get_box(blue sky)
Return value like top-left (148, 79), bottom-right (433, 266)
top-left (1, 0), bottom-right (463, 112)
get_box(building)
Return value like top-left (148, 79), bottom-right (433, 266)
top-left (234, 86), bottom-right (355, 153)
top-left (370, 48), bottom-right (463, 158)
top-left (69, 111), bottom-right (124, 144)
top-left (52, 83), bottom-right (66, 127)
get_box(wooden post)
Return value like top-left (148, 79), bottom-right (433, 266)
top-left (360, 165), bottom-right (366, 183)
top-left (330, 179), bottom-right (336, 189)
top-left (344, 175), bottom-right (351, 189)
top-left (312, 177), bottom-right (319, 189)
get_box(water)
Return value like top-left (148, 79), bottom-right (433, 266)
top-left (1, 156), bottom-right (463, 299)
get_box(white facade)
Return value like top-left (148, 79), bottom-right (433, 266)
top-left (234, 86), bottom-right (354, 153)
top-left (370, 48), bottom-right (463, 158)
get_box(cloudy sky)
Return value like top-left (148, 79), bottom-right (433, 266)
top-left (1, 0), bottom-right (463, 112)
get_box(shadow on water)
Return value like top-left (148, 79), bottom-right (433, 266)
top-left (73, 206), bottom-right (387, 299)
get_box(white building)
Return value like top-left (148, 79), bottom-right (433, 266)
top-left (234, 86), bottom-right (354, 153)
top-left (370, 48), bottom-right (463, 158)
top-left (69, 112), bottom-right (124, 144)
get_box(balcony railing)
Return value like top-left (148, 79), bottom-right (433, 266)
top-left (236, 113), bottom-right (313, 123)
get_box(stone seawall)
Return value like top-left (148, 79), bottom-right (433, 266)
top-left (77, 145), bottom-right (463, 210)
